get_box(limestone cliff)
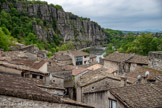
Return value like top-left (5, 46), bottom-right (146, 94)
top-left (1, 1), bottom-right (107, 48)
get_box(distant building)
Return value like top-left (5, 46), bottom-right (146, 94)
top-left (68, 51), bottom-right (90, 66)
top-left (52, 52), bottom-right (72, 66)
top-left (103, 52), bottom-right (148, 74)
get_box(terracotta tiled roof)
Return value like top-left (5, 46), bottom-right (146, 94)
top-left (110, 82), bottom-right (162, 108)
top-left (70, 51), bottom-right (89, 57)
top-left (104, 52), bottom-right (134, 63)
top-left (86, 64), bottom-right (103, 71)
top-left (127, 55), bottom-right (148, 64)
top-left (72, 67), bottom-right (87, 76)
top-left (126, 67), bottom-right (162, 80)
top-left (32, 60), bottom-right (47, 70)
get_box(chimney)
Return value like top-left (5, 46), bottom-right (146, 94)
top-left (121, 76), bottom-right (127, 86)
top-left (44, 74), bottom-right (50, 86)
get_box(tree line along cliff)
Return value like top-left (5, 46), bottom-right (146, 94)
top-left (0, 0), bottom-right (107, 52)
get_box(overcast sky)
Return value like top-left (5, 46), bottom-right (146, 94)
top-left (41, 0), bottom-right (162, 31)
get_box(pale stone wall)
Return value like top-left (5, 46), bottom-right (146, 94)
top-left (82, 78), bottom-right (122, 94)
top-left (83, 91), bottom-right (108, 108)
top-left (76, 86), bottom-right (82, 102)
top-left (39, 62), bottom-right (48, 73)
top-left (52, 77), bottom-right (64, 88)
top-left (83, 56), bottom-right (90, 65)
top-left (148, 51), bottom-right (162, 71)
top-left (0, 95), bottom-right (88, 108)
top-left (104, 60), bottom-right (119, 71)
top-left (83, 91), bottom-right (126, 108)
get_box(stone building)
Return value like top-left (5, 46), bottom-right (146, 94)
top-left (76, 68), bottom-right (126, 103)
top-left (68, 51), bottom-right (90, 66)
top-left (0, 74), bottom-right (94, 108)
top-left (52, 53), bottom-right (72, 66)
top-left (109, 81), bottom-right (162, 108)
top-left (125, 67), bottom-right (162, 84)
top-left (104, 52), bottom-right (148, 74)
top-left (148, 51), bottom-right (162, 71)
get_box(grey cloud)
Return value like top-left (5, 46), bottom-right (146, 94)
top-left (43, 0), bottom-right (162, 31)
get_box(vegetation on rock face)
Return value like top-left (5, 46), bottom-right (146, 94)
top-left (105, 29), bottom-right (162, 56)
top-left (0, 0), bottom-right (61, 52)
top-left (0, 27), bottom-right (15, 51)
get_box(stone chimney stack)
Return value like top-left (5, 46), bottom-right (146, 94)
top-left (44, 74), bottom-right (50, 86)
top-left (121, 76), bottom-right (127, 86)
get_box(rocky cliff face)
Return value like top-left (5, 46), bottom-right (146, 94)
top-left (1, 1), bottom-right (107, 48)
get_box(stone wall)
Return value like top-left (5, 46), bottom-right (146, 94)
top-left (148, 51), bottom-right (162, 71)
top-left (82, 78), bottom-right (122, 94)
top-left (0, 95), bottom-right (89, 108)
top-left (104, 60), bottom-right (119, 71)
top-left (83, 91), bottom-right (126, 108)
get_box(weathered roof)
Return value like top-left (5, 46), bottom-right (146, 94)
top-left (127, 55), bottom-right (148, 64)
top-left (0, 74), bottom-right (60, 103)
top-left (12, 59), bottom-right (34, 67)
top-left (110, 82), bottom-right (162, 108)
top-left (104, 52), bottom-right (134, 63)
top-left (53, 54), bottom-right (71, 61)
top-left (32, 60), bottom-right (47, 70)
top-left (86, 64), bottom-right (103, 71)
top-left (61, 98), bottom-right (94, 108)
top-left (78, 68), bottom-right (121, 87)
top-left (72, 67), bottom-right (87, 76)
top-left (0, 74), bottom-right (94, 107)
top-left (0, 61), bottom-right (45, 75)
top-left (70, 51), bottom-right (89, 57)
top-left (126, 67), bottom-right (162, 81)
top-left (1, 51), bottom-right (37, 60)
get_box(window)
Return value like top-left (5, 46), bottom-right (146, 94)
top-left (76, 56), bottom-right (83, 65)
top-left (109, 99), bottom-right (117, 108)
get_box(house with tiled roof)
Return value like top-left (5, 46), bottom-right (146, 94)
top-left (68, 50), bottom-right (90, 66)
top-left (109, 81), bottom-right (162, 108)
top-left (125, 67), bottom-right (162, 84)
top-left (76, 68), bottom-right (126, 103)
top-left (0, 74), bottom-right (94, 108)
top-left (103, 52), bottom-right (148, 74)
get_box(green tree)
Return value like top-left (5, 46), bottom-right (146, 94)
top-left (0, 27), bottom-right (15, 51)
